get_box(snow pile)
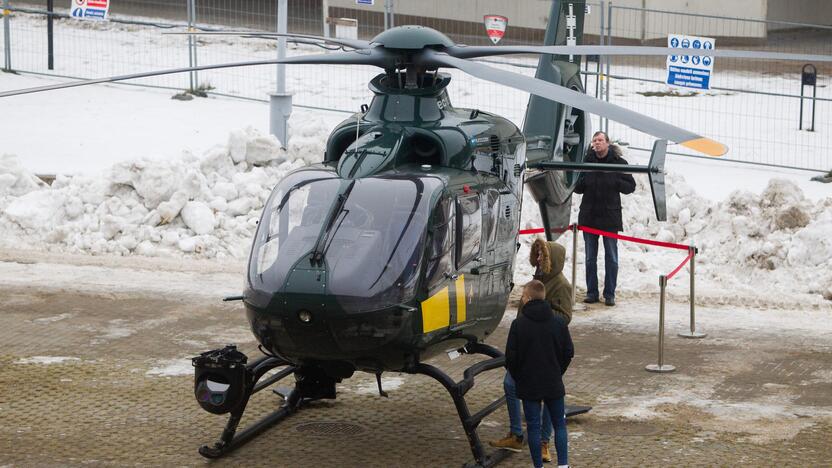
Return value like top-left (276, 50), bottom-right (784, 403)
top-left (0, 124), bottom-right (325, 259)
top-left (0, 154), bottom-right (48, 198)
top-left (1, 129), bottom-right (830, 301)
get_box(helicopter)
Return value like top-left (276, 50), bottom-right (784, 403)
top-left (4, 1), bottom-right (832, 466)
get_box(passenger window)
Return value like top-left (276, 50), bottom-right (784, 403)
top-left (483, 189), bottom-right (500, 248)
top-left (426, 197), bottom-right (454, 290)
top-left (456, 194), bottom-right (481, 268)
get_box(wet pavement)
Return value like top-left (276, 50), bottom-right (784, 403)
top-left (1, 279), bottom-right (831, 467)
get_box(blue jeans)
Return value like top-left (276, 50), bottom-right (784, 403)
top-left (522, 397), bottom-right (568, 468)
top-left (584, 232), bottom-right (619, 300)
top-left (504, 372), bottom-right (553, 442)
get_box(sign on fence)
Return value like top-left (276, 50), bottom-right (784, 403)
top-left (483, 15), bottom-right (508, 45)
top-left (70, 0), bottom-right (110, 20)
top-left (355, 0), bottom-right (374, 5)
top-left (665, 34), bottom-right (715, 90)
top-left (331, 17), bottom-right (358, 41)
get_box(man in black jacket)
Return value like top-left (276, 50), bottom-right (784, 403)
top-left (506, 280), bottom-right (574, 468)
top-left (574, 131), bottom-right (636, 306)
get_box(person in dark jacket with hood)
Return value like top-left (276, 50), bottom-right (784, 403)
top-left (489, 240), bottom-right (573, 462)
top-left (506, 280), bottom-right (574, 468)
top-left (574, 131), bottom-right (636, 306)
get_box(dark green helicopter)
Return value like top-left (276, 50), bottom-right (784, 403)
top-left (6, 1), bottom-right (832, 466)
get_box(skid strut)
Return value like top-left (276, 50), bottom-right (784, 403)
top-left (410, 342), bottom-right (512, 468)
top-left (198, 356), bottom-right (300, 459)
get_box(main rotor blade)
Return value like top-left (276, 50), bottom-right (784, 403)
top-left (165, 31), bottom-right (372, 50)
top-left (277, 50), bottom-right (389, 66)
top-left (0, 59), bottom-right (283, 98)
top-left (448, 44), bottom-right (832, 63)
top-left (424, 50), bottom-right (727, 156)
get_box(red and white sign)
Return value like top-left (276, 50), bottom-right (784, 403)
top-left (483, 15), bottom-right (508, 45)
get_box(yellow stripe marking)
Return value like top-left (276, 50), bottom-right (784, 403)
top-left (421, 286), bottom-right (449, 333)
top-left (455, 275), bottom-right (466, 323)
top-left (681, 137), bottom-right (727, 157)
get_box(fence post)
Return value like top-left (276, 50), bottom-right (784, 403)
top-left (322, 0), bottom-right (329, 37)
top-left (604, 2), bottom-right (612, 135)
top-left (47, 0), bottom-right (54, 69)
top-left (2, 0), bottom-right (11, 71)
top-left (646, 275), bottom-right (675, 373)
top-left (678, 246), bottom-right (706, 339)
top-left (187, 0), bottom-right (197, 92)
top-left (269, 0), bottom-right (292, 148)
top-left (596, 0), bottom-right (604, 130)
top-left (571, 224), bottom-right (586, 311)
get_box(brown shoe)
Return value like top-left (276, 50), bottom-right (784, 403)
top-left (541, 440), bottom-right (552, 463)
top-left (488, 432), bottom-right (524, 452)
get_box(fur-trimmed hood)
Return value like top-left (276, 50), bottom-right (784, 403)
top-left (586, 143), bottom-right (624, 162)
top-left (530, 238), bottom-right (566, 276)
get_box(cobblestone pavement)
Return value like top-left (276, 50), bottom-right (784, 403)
top-left (1, 285), bottom-right (830, 467)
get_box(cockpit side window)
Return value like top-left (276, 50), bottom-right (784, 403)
top-left (456, 193), bottom-right (482, 268)
top-left (426, 196), bottom-right (455, 291)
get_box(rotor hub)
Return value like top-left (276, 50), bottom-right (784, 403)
top-left (370, 25), bottom-right (455, 50)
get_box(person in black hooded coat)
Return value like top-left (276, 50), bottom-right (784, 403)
top-left (574, 131), bottom-right (636, 306)
top-left (506, 280), bottom-right (574, 468)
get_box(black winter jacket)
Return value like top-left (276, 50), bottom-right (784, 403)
top-left (505, 299), bottom-right (574, 401)
top-left (574, 145), bottom-right (636, 232)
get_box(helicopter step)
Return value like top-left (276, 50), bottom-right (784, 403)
top-left (411, 341), bottom-right (591, 467)
top-left (410, 341), bottom-right (512, 468)
top-left (193, 345), bottom-right (341, 459)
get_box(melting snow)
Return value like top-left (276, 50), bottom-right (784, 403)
top-left (146, 358), bottom-right (194, 377)
top-left (15, 356), bottom-right (81, 365)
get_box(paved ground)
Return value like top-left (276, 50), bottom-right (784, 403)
top-left (1, 258), bottom-right (831, 467)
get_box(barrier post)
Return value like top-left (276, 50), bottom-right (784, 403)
top-left (678, 246), bottom-right (706, 339)
top-left (269, 0), bottom-right (292, 149)
top-left (646, 275), bottom-right (675, 373)
top-left (571, 224), bottom-right (586, 311)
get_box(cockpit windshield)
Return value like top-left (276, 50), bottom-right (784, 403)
top-left (249, 170), bottom-right (442, 313)
top-left (325, 177), bottom-right (441, 311)
top-left (249, 169), bottom-right (340, 286)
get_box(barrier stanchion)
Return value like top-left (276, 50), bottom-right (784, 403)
top-left (570, 224), bottom-right (586, 311)
top-left (646, 275), bottom-right (675, 373)
top-left (678, 246), bottom-right (706, 339)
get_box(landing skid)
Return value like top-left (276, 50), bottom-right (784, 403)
top-left (195, 345), bottom-right (590, 465)
top-left (411, 342), bottom-right (591, 467)
top-left (198, 356), bottom-right (301, 459)
top-left (410, 342), bottom-right (511, 468)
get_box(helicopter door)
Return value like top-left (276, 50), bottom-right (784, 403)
top-left (479, 188), bottom-right (501, 316)
top-left (453, 193), bottom-right (483, 328)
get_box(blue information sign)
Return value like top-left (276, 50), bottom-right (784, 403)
top-left (666, 34), bottom-right (715, 90)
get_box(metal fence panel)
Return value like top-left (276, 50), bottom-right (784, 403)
top-left (2, 1), bottom-right (830, 171)
top-left (606, 5), bottom-right (832, 171)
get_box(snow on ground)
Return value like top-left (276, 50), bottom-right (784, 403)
top-left (146, 358), bottom-right (194, 377)
top-left (0, 261), bottom-right (242, 299)
top-left (14, 356), bottom-right (81, 365)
